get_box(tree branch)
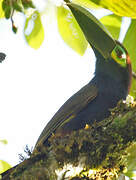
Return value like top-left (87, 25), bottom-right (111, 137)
top-left (2, 101), bottom-right (136, 180)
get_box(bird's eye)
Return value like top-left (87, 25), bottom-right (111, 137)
top-left (111, 44), bottom-right (127, 67)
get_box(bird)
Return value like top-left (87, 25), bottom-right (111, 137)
top-left (34, 40), bottom-right (132, 149)
top-left (1, 5), bottom-right (132, 178)
top-left (1, 41), bottom-right (132, 180)
top-left (1, 32), bottom-right (132, 180)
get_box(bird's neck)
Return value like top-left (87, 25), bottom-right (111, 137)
top-left (91, 72), bottom-right (128, 101)
top-left (92, 47), bottom-right (130, 96)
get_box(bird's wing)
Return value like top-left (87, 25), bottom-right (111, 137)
top-left (35, 84), bottom-right (98, 148)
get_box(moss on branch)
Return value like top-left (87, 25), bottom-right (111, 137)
top-left (2, 100), bottom-right (136, 180)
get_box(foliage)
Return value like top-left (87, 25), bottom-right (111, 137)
top-left (0, 160), bottom-right (11, 174)
top-left (0, 0), bottom-right (135, 55)
top-left (0, 140), bottom-right (11, 175)
top-left (24, 11), bottom-right (44, 49)
top-left (1, 0), bottom-right (136, 79)
top-left (0, 0), bottom-right (5, 18)
top-left (123, 20), bottom-right (136, 98)
top-left (1, 0), bottom-right (35, 32)
top-left (57, 6), bottom-right (87, 55)
top-left (86, 0), bottom-right (136, 18)
top-left (72, 0), bottom-right (136, 18)
top-left (66, 2), bottom-right (116, 59)
top-left (0, 0), bottom-right (135, 68)
top-left (100, 14), bottom-right (122, 40)
top-left (0, 140), bottom-right (7, 145)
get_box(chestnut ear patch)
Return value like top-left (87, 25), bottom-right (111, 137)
top-left (0, 53), bottom-right (6, 62)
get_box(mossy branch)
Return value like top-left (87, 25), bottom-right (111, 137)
top-left (2, 100), bottom-right (136, 180)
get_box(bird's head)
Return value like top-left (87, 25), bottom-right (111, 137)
top-left (93, 41), bottom-right (132, 95)
top-left (67, 2), bottom-right (132, 95)
top-left (111, 41), bottom-right (132, 93)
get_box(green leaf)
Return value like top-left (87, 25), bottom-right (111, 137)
top-left (57, 6), bottom-right (87, 55)
top-left (22, 0), bottom-right (35, 9)
top-left (24, 11), bottom-right (44, 49)
top-left (2, 0), bottom-right (10, 10)
top-left (100, 14), bottom-right (122, 40)
top-left (67, 2), bottom-right (116, 59)
top-left (0, 160), bottom-right (11, 174)
top-left (13, 1), bottom-right (23, 12)
top-left (27, 1), bottom-right (35, 9)
top-left (3, 6), bottom-right (12, 19)
top-left (2, 0), bottom-right (12, 19)
top-left (123, 20), bottom-right (136, 98)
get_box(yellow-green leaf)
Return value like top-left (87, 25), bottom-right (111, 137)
top-left (0, 0), bottom-right (5, 18)
top-left (57, 6), bottom-right (87, 56)
top-left (0, 160), bottom-right (11, 174)
top-left (123, 20), bottom-right (136, 98)
top-left (130, 78), bottom-right (136, 99)
top-left (85, 0), bottom-right (136, 18)
top-left (125, 143), bottom-right (136, 178)
top-left (100, 14), bottom-right (122, 39)
top-left (24, 11), bottom-right (44, 49)
top-left (72, 0), bottom-right (100, 9)
top-left (123, 20), bottom-right (136, 71)
top-left (0, 139), bottom-right (8, 145)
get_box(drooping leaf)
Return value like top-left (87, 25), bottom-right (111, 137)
top-left (100, 14), bottom-right (122, 39)
top-left (57, 6), bottom-right (87, 55)
top-left (123, 19), bottom-right (136, 98)
top-left (67, 2), bottom-right (116, 59)
top-left (4, 6), bottom-right (12, 19)
top-left (2, 0), bottom-right (12, 19)
top-left (24, 11), bottom-right (44, 49)
top-left (0, 160), bottom-right (11, 174)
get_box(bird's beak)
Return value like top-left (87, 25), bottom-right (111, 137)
top-left (67, 3), bottom-right (117, 59)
